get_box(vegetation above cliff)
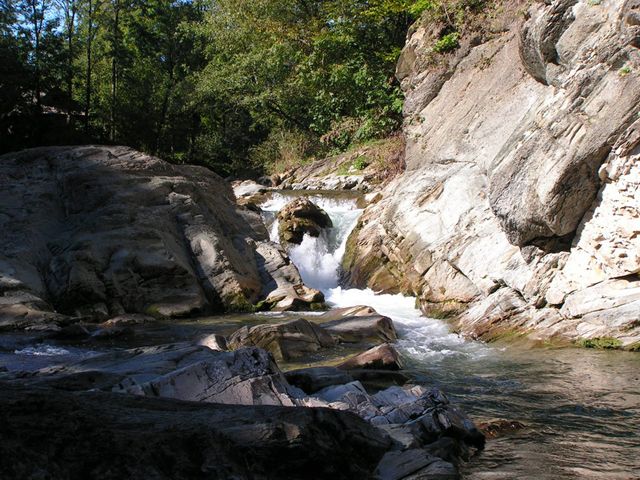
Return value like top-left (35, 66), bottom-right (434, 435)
top-left (1, 0), bottom-right (486, 175)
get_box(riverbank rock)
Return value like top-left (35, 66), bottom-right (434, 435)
top-left (315, 310), bottom-right (398, 344)
top-left (341, 0), bottom-right (640, 348)
top-left (277, 198), bottom-right (333, 245)
top-left (338, 343), bottom-right (404, 371)
top-left (285, 366), bottom-right (355, 394)
top-left (228, 318), bottom-right (335, 361)
top-left (32, 343), bottom-right (303, 406)
top-left (0, 146), bottom-right (321, 330)
top-left (0, 382), bottom-right (392, 480)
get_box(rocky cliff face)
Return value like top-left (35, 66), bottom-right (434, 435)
top-left (0, 146), bottom-right (320, 328)
top-left (343, 0), bottom-right (640, 348)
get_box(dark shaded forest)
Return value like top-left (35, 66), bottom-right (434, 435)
top-left (0, 0), bottom-right (469, 175)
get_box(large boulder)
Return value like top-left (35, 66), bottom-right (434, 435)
top-left (228, 318), bottom-right (335, 361)
top-left (32, 343), bottom-right (303, 406)
top-left (0, 382), bottom-right (392, 480)
top-left (315, 310), bottom-right (398, 344)
top-left (341, 1), bottom-right (640, 347)
top-left (338, 343), bottom-right (404, 371)
top-left (277, 198), bottom-right (333, 245)
top-left (0, 146), bottom-right (318, 329)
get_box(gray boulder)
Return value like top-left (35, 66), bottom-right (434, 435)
top-left (277, 198), bottom-right (333, 245)
top-left (0, 146), bottom-right (320, 329)
top-left (34, 343), bottom-right (302, 406)
top-left (228, 318), bottom-right (335, 361)
top-left (338, 343), bottom-right (404, 371)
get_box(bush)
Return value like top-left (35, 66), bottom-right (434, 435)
top-left (434, 32), bottom-right (460, 53)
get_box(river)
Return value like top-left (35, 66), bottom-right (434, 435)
top-left (2, 190), bottom-right (639, 479)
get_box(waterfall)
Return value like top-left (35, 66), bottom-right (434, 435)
top-left (260, 191), bottom-right (488, 362)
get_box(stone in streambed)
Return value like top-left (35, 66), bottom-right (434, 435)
top-left (284, 366), bottom-right (354, 394)
top-left (0, 381), bottom-right (392, 480)
top-left (338, 343), bottom-right (404, 371)
top-left (374, 449), bottom-right (456, 480)
top-left (277, 198), bottom-right (333, 245)
top-left (31, 343), bottom-right (303, 406)
top-left (228, 318), bottom-right (335, 361)
top-left (316, 313), bottom-right (398, 344)
top-left (197, 333), bottom-right (228, 351)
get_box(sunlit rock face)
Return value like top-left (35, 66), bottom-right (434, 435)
top-left (343, 0), bottom-right (640, 347)
top-left (0, 146), bottom-right (320, 328)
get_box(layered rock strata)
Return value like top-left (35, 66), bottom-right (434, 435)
top-left (342, 0), bottom-right (640, 348)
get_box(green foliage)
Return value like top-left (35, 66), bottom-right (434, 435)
top-left (0, 0), bottom-right (430, 175)
top-left (433, 31), bottom-right (460, 53)
top-left (619, 65), bottom-right (632, 76)
top-left (578, 337), bottom-right (623, 350)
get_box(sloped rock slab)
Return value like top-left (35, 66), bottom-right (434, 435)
top-left (31, 343), bottom-right (303, 406)
top-left (0, 382), bottom-right (392, 480)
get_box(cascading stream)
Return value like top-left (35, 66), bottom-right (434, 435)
top-left (260, 191), bottom-right (640, 480)
top-left (260, 191), bottom-right (488, 362)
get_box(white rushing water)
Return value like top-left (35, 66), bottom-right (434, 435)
top-left (260, 192), bottom-right (489, 363)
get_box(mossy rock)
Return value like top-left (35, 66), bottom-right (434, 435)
top-left (578, 337), bottom-right (623, 350)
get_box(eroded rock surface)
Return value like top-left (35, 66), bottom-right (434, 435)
top-left (343, 0), bottom-right (640, 348)
top-left (228, 318), bottom-right (335, 362)
top-left (0, 146), bottom-right (321, 330)
top-left (277, 197), bottom-right (333, 245)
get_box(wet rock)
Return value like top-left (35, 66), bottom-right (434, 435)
top-left (261, 284), bottom-right (325, 312)
top-left (478, 419), bottom-right (527, 439)
top-left (255, 242), bottom-right (325, 311)
top-left (228, 318), bottom-right (335, 361)
top-left (100, 314), bottom-right (155, 328)
top-left (374, 450), bottom-right (456, 480)
top-left (317, 313), bottom-right (398, 344)
top-left (33, 343), bottom-right (303, 406)
top-left (284, 366), bottom-right (354, 394)
top-left (197, 333), bottom-right (228, 351)
top-left (277, 198), bottom-right (333, 245)
top-left (48, 323), bottom-right (91, 340)
top-left (0, 381), bottom-right (392, 480)
top-left (338, 343), bottom-right (404, 371)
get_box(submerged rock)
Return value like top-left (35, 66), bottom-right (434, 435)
top-left (277, 198), bottom-right (333, 245)
top-left (228, 318), bottom-right (335, 361)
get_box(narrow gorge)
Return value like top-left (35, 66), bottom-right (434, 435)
top-left (1, 1), bottom-right (639, 479)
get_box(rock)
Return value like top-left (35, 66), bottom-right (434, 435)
top-left (284, 366), bottom-right (354, 394)
top-left (90, 325), bottom-right (134, 340)
top-left (197, 333), bottom-right (228, 351)
top-left (227, 318), bottom-right (335, 361)
top-left (277, 198), bottom-right (333, 245)
top-left (99, 314), bottom-right (155, 328)
top-left (254, 242), bottom-right (326, 311)
top-left (478, 419), bottom-right (527, 439)
top-left (374, 450), bottom-right (456, 480)
top-left (33, 343), bottom-right (303, 406)
top-left (338, 343), bottom-right (404, 371)
top-left (48, 323), bottom-right (91, 340)
top-left (0, 146), bottom-right (316, 329)
top-left (340, 1), bottom-right (640, 346)
top-left (316, 312), bottom-right (398, 344)
top-left (0, 381), bottom-right (392, 480)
